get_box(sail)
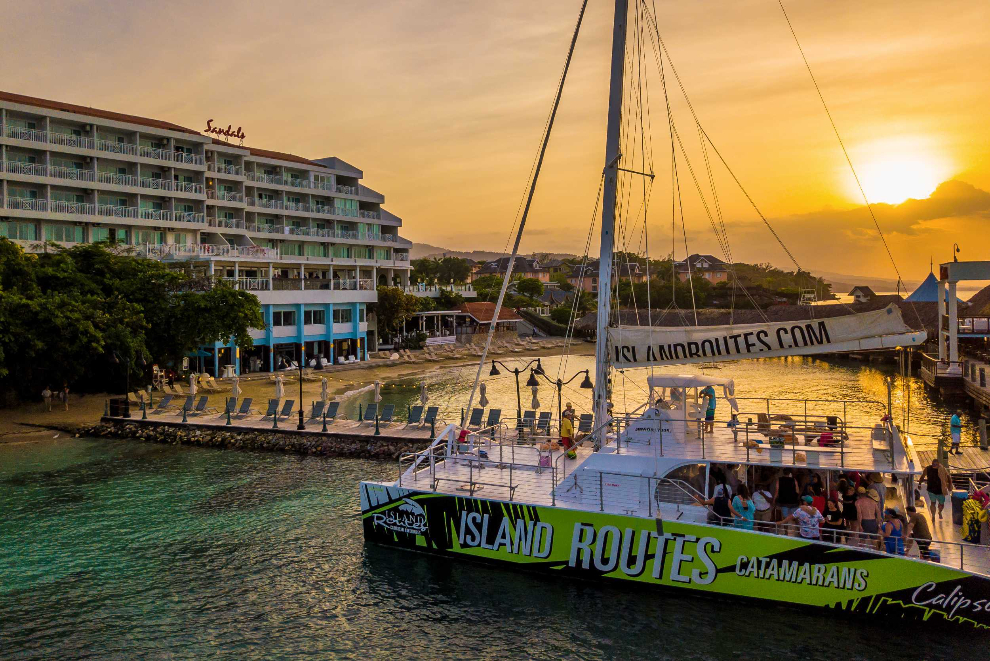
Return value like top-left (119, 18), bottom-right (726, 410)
top-left (608, 304), bottom-right (926, 368)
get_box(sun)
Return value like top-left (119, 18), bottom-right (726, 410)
top-left (844, 137), bottom-right (954, 205)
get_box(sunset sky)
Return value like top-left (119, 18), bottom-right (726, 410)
top-left (4, 0), bottom-right (988, 282)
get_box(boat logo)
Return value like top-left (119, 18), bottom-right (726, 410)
top-left (373, 498), bottom-right (428, 535)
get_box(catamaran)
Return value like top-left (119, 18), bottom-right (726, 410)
top-left (360, 0), bottom-right (990, 629)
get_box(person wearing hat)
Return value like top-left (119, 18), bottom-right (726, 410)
top-left (950, 410), bottom-right (963, 455)
top-left (867, 473), bottom-right (886, 513)
top-left (780, 495), bottom-right (824, 540)
top-left (855, 485), bottom-right (883, 543)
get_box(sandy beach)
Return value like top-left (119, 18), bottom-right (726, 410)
top-left (1, 341), bottom-right (594, 441)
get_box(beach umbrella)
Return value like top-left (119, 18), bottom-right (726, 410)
top-left (231, 376), bottom-right (241, 399)
top-left (320, 377), bottom-right (329, 403)
top-left (531, 385), bottom-right (540, 410)
top-left (419, 381), bottom-right (429, 406)
top-left (374, 381), bottom-right (382, 403)
top-left (189, 373), bottom-right (197, 396)
top-left (275, 375), bottom-right (284, 399)
top-left (479, 382), bottom-right (489, 408)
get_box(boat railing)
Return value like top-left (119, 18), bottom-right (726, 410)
top-left (397, 423), bottom-right (457, 484)
top-left (734, 396), bottom-right (881, 430)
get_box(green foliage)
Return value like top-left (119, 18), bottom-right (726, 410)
top-left (370, 286), bottom-right (422, 341)
top-left (515, 277), bottom-right (544, 299)
top-left (0, 240), bottom-right (263, 399)
top-left (550, 305), bottom-right (574, 325)
top-left (550, 273), bottom-right (574, 292)
top-left (411, 256), bottom-right (471, 285)
top-left (435, 289), bottom-right (465, 310)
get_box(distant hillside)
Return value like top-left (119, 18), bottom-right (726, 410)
top-left (815, 270), bottom-right (919, 296)
top-left (411, 243), bottom-right (578, 262)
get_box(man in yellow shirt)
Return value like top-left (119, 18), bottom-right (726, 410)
top-left (560, 411), bottom-right (576, 459)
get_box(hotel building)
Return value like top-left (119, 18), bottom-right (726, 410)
top-left (0, 91), bottom-right (412, 375)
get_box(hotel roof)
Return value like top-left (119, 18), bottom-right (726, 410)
top-left (0, 90), bottom-right (201, 135)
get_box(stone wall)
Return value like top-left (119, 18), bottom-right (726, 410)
top-left (81, 419), bottom-right (432, 461)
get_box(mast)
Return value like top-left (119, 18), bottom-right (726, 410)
top-left (593, 0), bottom-right (628, 443)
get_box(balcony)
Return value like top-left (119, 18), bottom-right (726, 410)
top-left (222, 277), bottom-right (271, 291)
top-left (174, 181), bottom-right (205, 194)
top-left (98, 171), bottom-right (140, 187)
top-left (208, 216), bottom-right (246, 230)
top-left (0, 125), bottom-right (205, 166)
top-left (174, 211), bottom-right (206, 224)
top-left (405, 283), bottom-right (475, 298)
top-left (4, 197), bottom-right (48, 211)
top-left (358, 210), bottom-right (381, 220)
top-left (335, 184), bottom-right (358, 195)
top-left (206, 190), bottom-right (244, 203)
top-left (209, 163), bottom-right (244, 176)
top-left (140, 243), bottom-right (280, 260)
top-left (140, 208), bottom-right (172, 221)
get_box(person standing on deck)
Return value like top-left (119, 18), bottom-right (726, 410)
top-left (905, 505), bottom-right (933, 559)
top-left (950, 411), bottom-right (963, 455)
top-left (919, 458), bottom-right (951, 520)
top-left (700, 385), bottom-right (716, 434)
top-left (774, 468), bottom-right (800, 523)
top-left (560, 410), bottom-right (575, 459)
top-left (41, 386), bottom-right (52, 412)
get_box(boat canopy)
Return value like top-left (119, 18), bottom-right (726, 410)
top-left (647, 374), bottom-right (738, 412)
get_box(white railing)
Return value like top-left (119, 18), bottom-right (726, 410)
top-left (207, 190), bottom-right (244, 202)
top-left (394, 253), bottom-right (410, 261)
top-left (50, 200), bottom-right (95, 215)
top-left (4, 197), bottom-right (47, 211)
top-left (173, 181), bottom-right (204, 194)
top-left (141, 243), bottom-right (280, 260)
top-left (247, 197), bottom-right (284, 210)
top-left (140, 208), bottom-right (172, 221)
top-left (358, 278), bottom-right (375, 291)
top-left (49, 165), bottom-right (95, 182)
top-left (174, 151), bottom-right (204, 165)
top-left (2, 161), bottom-right (47, 176)
top-left (335, 184), bottom-right (358, 195)
top-left (98, 171), bottom-right (140, 187)
top-left (335, 229), bottom-right (359, 240)
top-left (174, 211), bottom-right (206, 224)
top-left (49, 132), bottom-right (94, 149)
top-left (358, 210), bottom-right (381, 220)
top-left (405, 284), bottom-right (475, 294)
top-left (139, 177), bottom-right (173, 191)
top-left (379, 234), bottom-right (396, 243)
top-left (96, 138), bottom-right (139, 156)
top-left (209, 163), bottom-right (243, 175)
top-left (3, 125), bottom-right (48, 143)
top-left (222, 277), bottom-right (271, 291)
top-left (246, 172), bottom-right (279, 185)
top-left (138, 145), bottom-right (169, 161)
top-left (208, 216), bottom-right (244, 229)
top-left (98, 204), bottom-right (139, 219)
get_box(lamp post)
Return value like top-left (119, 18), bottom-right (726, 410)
top-left (489, 358), bottom-right (545, 421)
top-left (297, 344), bottom-right (306, 430)
top-left (533, 367), bottom-right (594, 423)
top-left (111, 350), bottom-right (146, 419)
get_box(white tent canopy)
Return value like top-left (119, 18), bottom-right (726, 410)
top-left (647, 374), bottom-right (738, 413)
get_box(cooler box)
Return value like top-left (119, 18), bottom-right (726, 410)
top-left (951, 489), bottom-right (968, 526)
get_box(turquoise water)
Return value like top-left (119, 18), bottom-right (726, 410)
top-left (1, 356), bottom-right (979, 657)
top-left (0, 434), bottom-right (978, 658)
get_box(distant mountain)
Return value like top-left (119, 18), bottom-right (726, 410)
top-left (816, 270), bottom-right (919, 296)
top-left (411, 243), bottom-right (578, 262)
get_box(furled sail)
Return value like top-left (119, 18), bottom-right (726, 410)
top-left (608, 304), bottom-right (926, 368)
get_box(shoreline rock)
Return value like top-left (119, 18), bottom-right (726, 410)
top-left (78, 420), bottom-right (431, 460)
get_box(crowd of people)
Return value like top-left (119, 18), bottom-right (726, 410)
top-left (692, 464), bottom-right (936, 557)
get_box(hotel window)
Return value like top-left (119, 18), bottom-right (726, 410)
top-left (8, 188), bottom-right (38, 199)
top-left (219, 184), bottom-right (235, 194)
top-left (333, 308), bottom-right (353, 324)
top-left (0, 221), bottom-right (37, 240)
top-left (332, 245), bottom-right (351, 259)
top-left (288, 196), bottom-right (301, 205)
top-left (272, 310), bottom-right (297, 327)
top-left (282, 242), bottom-right (303, 256)
top-left (172, 233), bottom-right (188, 246)
top-left (52, 191), bottom-right (85, 204)
top-left (51, 158), bottom-right (84, 170)
top-left (220, 211), bottom-right (235, 221)
top-left (304, 309), bottom-right (326, 325)
top-left (177, 203), bottom-right (194, 213)
top-left (375, 248), bottom-right (391, 260)
top-left (358, 306), bottom-right (366, 323)
top-left (305, 243), bottom-right (327, 258)
top-left (12, 153), bottom-right (37, 164)
top-left (114, 228), bottom-right (129, 243)
top-left (44, 225), bottom-right (84, 243)
top-left (133, 230), bottom-right (164, 245)
top-left (91, 227), bottom-right (110, 242)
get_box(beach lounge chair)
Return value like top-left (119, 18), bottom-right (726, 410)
top-left (577, 413), bottom-right (593, 433)
top-left (536, 412), bottom-right (552, 435)
top-left (189, 396), bottom-right (212, 415)
top-left (485, 409), bottom-right (502, 430)
top-left (277, 400), bottom-right (295, 420)
top-left (150, 394), bottom-right (173, 414)
top-left (218, 397), bottom-right (237, 416)
top-left (465, 407), bottom-right (484, 429)
top-left (324, 401), bottom-right (340, 422)
top-left (233, 398), bottom-right (253, 419)
top-left (406, 405), bottom-right (424, 426)
top-left (179, 395), bottom-right (195, 414)
top-left (363, 403), bottom-right (379, 423)
top-left (260, 399), bottom-right (280, 420)
top-left (379, 404), bottom-right (395, 426)
top-left (518, 410), bottom-right (536, 436)
top-left (424, 406), bottom-right (440, 428)
top-left (309, 400), bottom-right (326, 421)
top-left (170, 383), bottom-right (184, 395)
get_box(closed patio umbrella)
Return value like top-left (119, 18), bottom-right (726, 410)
top-left (479, 382), bottom-right (489, 408)
top-left (275, 374), bottom-right (284, 399)
top-left (374, 380), bottom-right (382, 403)
top-left (231, 376), bottom-right (241, 399)
top-left (419, 381), bottom-right (428, 406)
top-left (320, 377), bottom-right (329, 403)
top-left (531, 385), bottom-right (540, 410)
top-left (189, 373), bottom-right (197, 396)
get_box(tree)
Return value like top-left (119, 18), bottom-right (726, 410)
top-left (370, 286), bottom-right (421, 342)
top-left (550, 305), bottom-right (573, 325)
top-left (515, 277), bottom-right (544, 299)
top-left (435, 289), bottom-right (465, 310)
top-left (410, 256), bottom-right (471, 285)
top-left (550, 273), bottom-right (574, 292)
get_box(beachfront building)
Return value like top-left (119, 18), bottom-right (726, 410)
top-left (0, 90), bottom-right (412, 374)
top-left (568, 260), bottom-right (645, 293)
top-left (674, 254), bottom-right (729, 283)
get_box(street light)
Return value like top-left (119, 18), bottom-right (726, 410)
top-left (489, 358), bottom-right (544, 420)
top-left (297, 344), bottom-right (306, 430)
top-left (532, 367), bottom-right (594, 424)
